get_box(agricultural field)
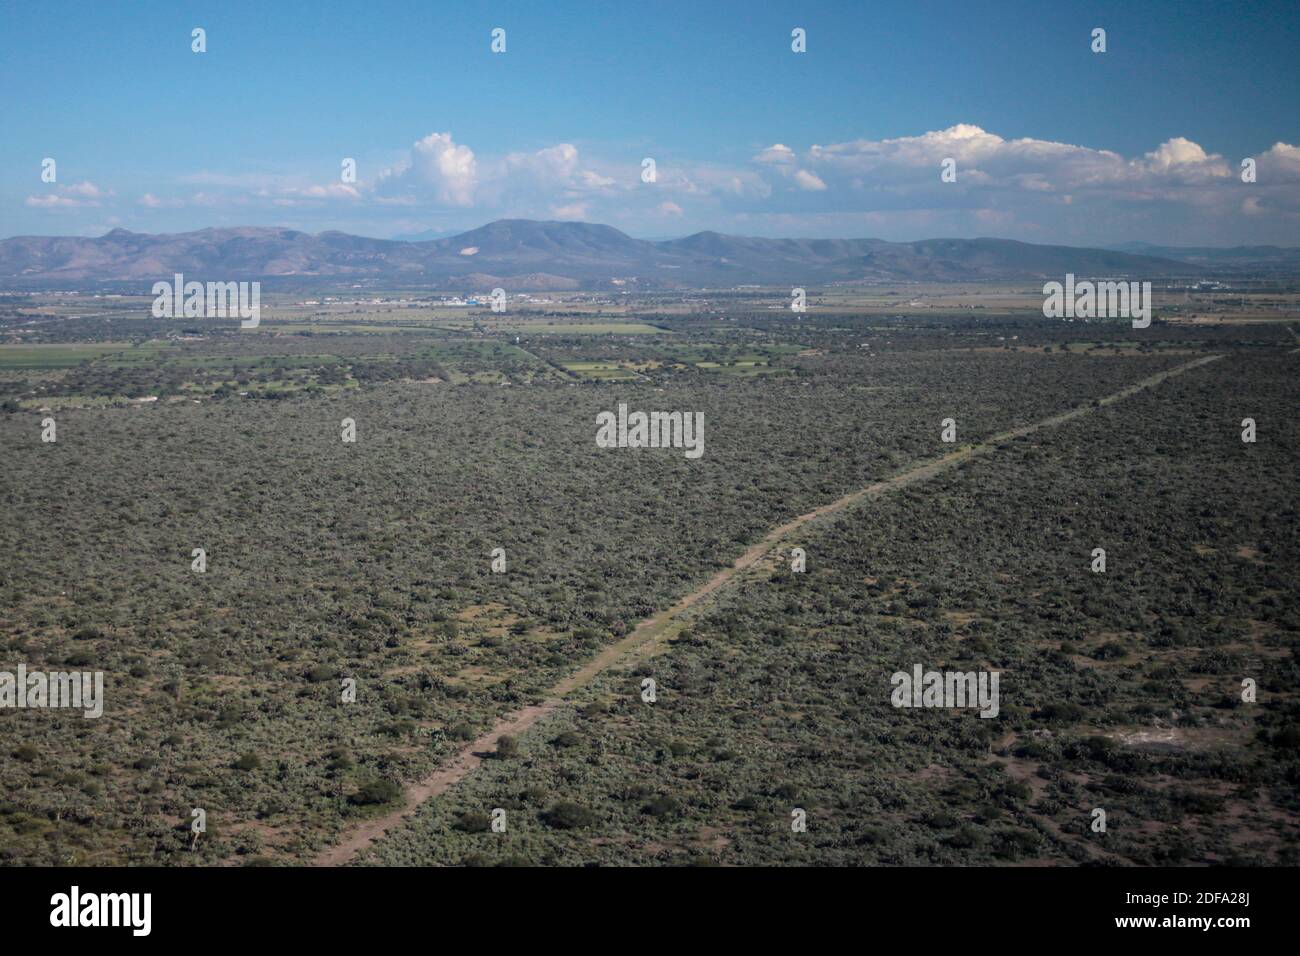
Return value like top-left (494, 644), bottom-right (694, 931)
top-left (1, 292), bottom-right (1296, 867)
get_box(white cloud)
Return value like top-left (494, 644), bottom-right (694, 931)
top-left (503, 143), bottom-right (580, 182)
top-left (139, 193), bottom-right (181, 208)
top-left (550, 201), bottom-right (590, 220)
top-left (755, 144), bottom-right (797, 165)
top-left (296, 183), bottom-right (361, 200)
top-left (373, 135), bottom-right (620, 214)
top-left (794, 124), bottom-right (1244, 193)
top-left (485, 143), bottom-right (618, 207)
top-left (410, 131), bottom-right (478, 205)
top-left (25, 180), bottom-right (104, 208)
top-left (63, 181), bottom-right (102, 199)
top-left (375, 131), bottom-right (478, 206)
top-left (1258, 142), bottom-right (1300, 182)
top-left (658, 164), bottom-right (771, 201)
top-left (45, 124), bottom-right (1298, 245)
top-left (737, 125), bottom-right (1300, 242)
top-left (793, 169), bottom-right (827, 191)
top-left (26, 194), bottom-right (79, 208)
top-left (269, 183), bottom-right (363, 205)
top-left (756, 144), bottom-right (828, 192)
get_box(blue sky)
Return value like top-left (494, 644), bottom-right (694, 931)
top-left (3, 0), bottom-right (1298, 244)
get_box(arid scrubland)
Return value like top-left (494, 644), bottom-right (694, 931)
top-left (2, 301), bottom-right (1296, 866)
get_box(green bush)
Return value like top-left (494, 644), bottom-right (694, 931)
top-left (454, 811), bottom-right (491, 833)
top-left (544, 802), bottom-right (596, 829)
top-left (349, 779), bottom-right (402, 806)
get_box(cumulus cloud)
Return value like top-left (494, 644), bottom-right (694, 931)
top-left (26, 181), bottom-right (105, 208)
top-left (755, 144), bottom-right (797, 165)
top-left (1257, 142), bottom-right (1300, 182)
top-left (53, 124), bottom-right (1299, 245)
top-left (754, 145), bottom-right (826, 193)
top-left (374, 131), bottom-right (478, 206)
top-left (372, 134), bottom-right (621, 215)
top-left (791, 124), bottom-right (1245, 194)
top-left (737, 124), bottom-right (1300, 242)
top-left (515, 143), bottom-right (580, 185)
top-left (1143, 136), bottom-right (1214, 170)
top-left (476, 143), bottom-right (619, 213)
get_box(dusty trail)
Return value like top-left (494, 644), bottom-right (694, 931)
top-left (313, 352), bottom-right (1222, 866)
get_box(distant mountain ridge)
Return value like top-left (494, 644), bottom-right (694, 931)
top-left (0, 218), bottom-right (1228, 290)
top-left (1107, 241), bottom-right (1300, 272)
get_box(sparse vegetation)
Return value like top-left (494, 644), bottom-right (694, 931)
top-left (2, 294), bottom-right (1295, 866)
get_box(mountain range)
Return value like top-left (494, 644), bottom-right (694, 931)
top-left (0, 219), bottom-right (1274, 291)
top-left (1106, 242), bottom-right (1300, 272)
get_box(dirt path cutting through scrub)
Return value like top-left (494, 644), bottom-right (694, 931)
top-left (313, 352), bottom-right (1223, 866)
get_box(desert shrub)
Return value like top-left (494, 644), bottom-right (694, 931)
top-left (454, 812), bottom-right (491, 833)
top-left (543, 802), bottom-right (595, 829)
top-left (643, 795), bottom-right (682, 818)
top-left (349, 779), bottom-right (402, 806)
top-left (233, 753), bottom-right (263, 771)
top-left (447, 722), bottom-right (475, 741)
top-left (1039, 702), bottom-right (1085, 723)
